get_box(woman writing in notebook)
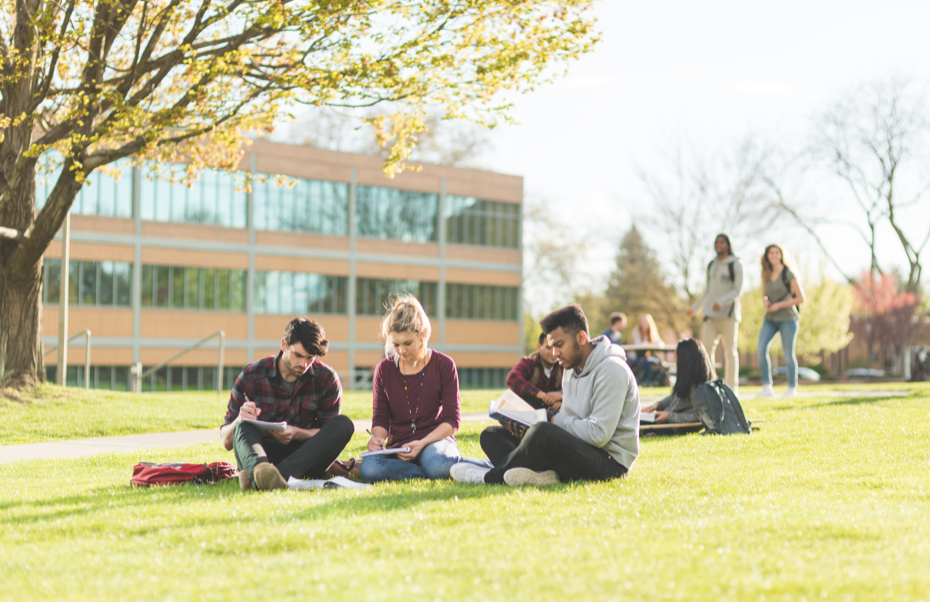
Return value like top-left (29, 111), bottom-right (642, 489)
top-left (359, 294), bottom-right (491, 482)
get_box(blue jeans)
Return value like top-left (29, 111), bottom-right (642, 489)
top-left (757, 319), bottom-right (800, 387)
top-left (359, 437), bottom-right (492, 482)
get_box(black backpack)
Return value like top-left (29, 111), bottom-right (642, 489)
top-left (693, 379), bottom-right (751, 435)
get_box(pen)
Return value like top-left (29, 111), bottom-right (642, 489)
top-left (366, 428), bottom-right (385, 449)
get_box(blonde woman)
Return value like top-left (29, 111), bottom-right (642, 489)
top-left (630, 314), bottom-right (665, 386)
top-left (757, 244), bottom-right (805, 397)
top-left (359, 294), bottom-right (491, 481)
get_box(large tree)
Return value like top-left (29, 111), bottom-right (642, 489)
top-left (0, 0), bottom-right (598, 388)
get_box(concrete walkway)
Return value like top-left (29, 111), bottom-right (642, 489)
top-left (0, 390), bottom-right (910, 464)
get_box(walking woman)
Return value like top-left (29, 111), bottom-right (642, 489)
top-left (360, 294), bottom-right (491, 481)
top-left (757, 244), bottom-right (805, 397)
top-left (642, 338), bottom-right (713, 432)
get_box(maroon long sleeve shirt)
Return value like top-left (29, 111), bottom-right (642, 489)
top-left (371, 350), bottom-right (461, 447)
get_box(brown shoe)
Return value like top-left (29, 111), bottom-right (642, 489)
top-left (238, 470), bottom-right (253, 490)
top-left (252, 463), bottom-right (287, 491)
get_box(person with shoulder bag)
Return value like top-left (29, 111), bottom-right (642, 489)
top-left (757, 244), bottom-right (806, 397)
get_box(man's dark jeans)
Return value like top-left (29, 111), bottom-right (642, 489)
top-left (480, 425), bottom-right (523, 467)
top-left (233, 414), bottom-right (354, 484)
top-left (484, 422), bottom-right (628, 484)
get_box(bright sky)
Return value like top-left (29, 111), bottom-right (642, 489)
top-left (486, 0), bottom-right (930, 291)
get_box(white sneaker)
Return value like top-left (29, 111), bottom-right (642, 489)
top-left (782, 387), bottom-right (798, 398)
top-left (450, 463), bottom-right (490, 484)
top-left (503, 467), bottom-right (559, 487)
top-left (758, 385), bottom-right (775, 398)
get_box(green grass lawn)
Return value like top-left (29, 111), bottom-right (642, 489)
top-left (2, 385), bottom-right (930, 600)
top-left (0, 385), bottom-right (503, 445)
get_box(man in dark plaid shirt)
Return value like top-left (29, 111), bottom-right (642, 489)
top-left (220, 318), bottom-right (354, 490)
top-left (479, 331), bottom-right (563, 466)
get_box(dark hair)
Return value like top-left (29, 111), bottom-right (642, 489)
top-left (609, 312), bottom-right (627, 325)
top-left (715, 233), bottom-right (733, 256)
top-left (537, 331), bottom-right (548, 346)
top-left (672, 338), bottom-right (713, 399)
top-left (284, 317), bottom-right (329, 357)
top-left (540, 304), bottom-right (589, 337)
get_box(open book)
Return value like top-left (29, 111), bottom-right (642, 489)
top-left (286, 476), bottom-right (371, 490)
top-left (359, 447), bottom-right (412, 459)
top-left (639, 412), bottom-right (657, 424)
top-left (241, 419), bottom-right (286, 434)
top-left (489, 389), bottom-right (548, 428)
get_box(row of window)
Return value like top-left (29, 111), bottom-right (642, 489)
top-left (141, 265), bottom-right (247, 311)
top-left (42, 262), bottom-right (519, 321)
top-left (45, 365), bottom-right (241, 392)
top-left (254, 271), bottom-right (348, 316)
top-left (43, 259), bottom-right (132, 307)
top-left (36, 165), bottom-right (519, 248)
top-left (445, 283), bottom-right (520, 321)
top-left (46, 364), bottom-right (507, 392)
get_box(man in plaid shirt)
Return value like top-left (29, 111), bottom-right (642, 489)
top-left (479, 331), bottom-right (563, 466)
top-left (220, 318), bottom-right (354, 490)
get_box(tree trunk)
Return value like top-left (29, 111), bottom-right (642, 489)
top-left (0, 261), bottom-right (45, 388)
top-left (0, 145), bottom-right (45, 388)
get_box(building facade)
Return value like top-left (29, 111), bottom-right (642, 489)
top-left (39, 140), bottom-right (524, 392)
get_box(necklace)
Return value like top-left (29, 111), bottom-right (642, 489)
top-left (400, 357), bottom-right (426, 433)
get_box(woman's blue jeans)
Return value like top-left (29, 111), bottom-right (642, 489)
top-left (757, 318), bottom-right (800, 387)
top-left (359, 437), bottom-right (492, 482)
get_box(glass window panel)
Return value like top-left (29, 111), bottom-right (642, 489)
top-left (80, 262), bottom-right (97, 305)
top-left (97, 171), bottom-right (116, 217)
top-left (140, 177), bottom-right (155, 220)
top-left (99, 261), bottom-right (114, 306)
top-left (231, 184), bottom-right (247, 229)
top-left (155, 179), bottom-right (172, 222)
top-left (115, 263), bottom-right (131, 306)
top-left (45, 259), bottom-right (61, 304)
top-left (217, 269), bottom-right (231, 311)
top-left (231, 270), bottom-right (245, 312)
top-left (186, 267), bottom-right (201, 309)
top-left (294, 272), bottom-right (309, 314)
top-left (141, 265), bottom-right (154, 307)
top-left (265, 271), bottom-right (280, 314)
top-left (67, 260), bottom-right (81, 304)
top-left (203, 268), bottom-right (217, 310)
top-left (155, 266), bottom-right (170, 307)
top-left (171, 266), bottom-right (185, 308)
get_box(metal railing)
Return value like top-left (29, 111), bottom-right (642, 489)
top-left (44, 330), bottom-right (92, 389)
top-left (130, 331), bottom-right (225, 394)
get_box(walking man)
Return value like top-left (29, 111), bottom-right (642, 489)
top-left (685, 233), bottom-right (743, 391)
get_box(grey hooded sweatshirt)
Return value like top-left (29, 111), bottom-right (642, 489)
top-left (690, 254), bottom-right (744, 322)
top-left (552, 336), bottom-right (640, 471)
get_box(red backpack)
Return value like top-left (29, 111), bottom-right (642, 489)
top-left (131, 462), bottom-right (238, 487)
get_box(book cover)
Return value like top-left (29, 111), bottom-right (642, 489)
top-left (489, 389), bottom-right (548, 427)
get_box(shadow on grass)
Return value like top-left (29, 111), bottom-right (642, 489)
top-left (776, 393), bottom-right (911, 412)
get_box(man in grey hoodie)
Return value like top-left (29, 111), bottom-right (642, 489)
top-left (450, 304), bottom-right (640, 486)
top-left (685, 234), bottom-right (743, 391)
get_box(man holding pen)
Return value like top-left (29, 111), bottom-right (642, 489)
top-left (220, 318), bottom-right (354, 491)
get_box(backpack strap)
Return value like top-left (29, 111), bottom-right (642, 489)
top-left (528, 352), bottom-right (541, 386)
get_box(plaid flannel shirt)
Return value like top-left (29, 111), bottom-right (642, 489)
top-left (221, 351), bottom-right (342, 430)
top-left (506, 353), bottom-right (562, 409)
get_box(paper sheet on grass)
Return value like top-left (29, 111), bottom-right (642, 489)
top-left (241, 419), bottom-right (286, 434)
top-left (489, 389), bottom-right (547, 427)
top-left (287, 476), bottom-right (371, 490)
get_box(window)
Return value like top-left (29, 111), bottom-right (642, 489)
top-left (457, 368), bottom-right (509, 390)
top-left (140, 165), bottom-right (247, 228)
top-left (253, 176), bottom-right (348, 235)
top-left (445, 196), bottom-right (520, 248)
top-left (254, 271), bottom-right (348, 315)
top-left (140, 265), bottom-right (246, 311)
top-left (43, 259), bottom-right (132, 307)
top-left (36, 159), bottom-right (133, 218)
top-left (355, 278), bottom-right (438, 317)
top-left (445, 283), bottom-right (518, 321)
top-left (356, 186), bottom-right (439, 243)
